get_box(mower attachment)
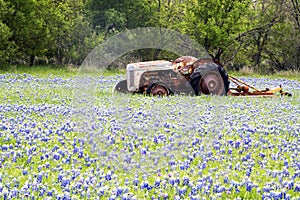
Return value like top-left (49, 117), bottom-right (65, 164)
top-left (228, 76), bottom-right (292, 97)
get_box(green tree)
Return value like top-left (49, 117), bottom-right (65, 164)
top-left (0, 0), bottom-right (16, 66)
top-left (43, 0), bottom-right (102, 66)
top-left (185, 0), bottom-right (253, 56)
top-left (5, 0), bottom-right (53, 66)
top-left (2, 0), bottom-right (96, 66)
top-left (88, 0), bottom-right (154, 32)
top-left (248, 0), bottom-right (284, 69)
top-left (281, 0), bottom-right (300, 70)
top-left (150, 0), bottom-right (253, 63)
top-left (43, 0), bottom-right (90, 65)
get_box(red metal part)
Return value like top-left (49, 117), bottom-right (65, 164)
top-left (200, 71), bottom-right (225, 95)
top-left (149, 84), bottom-right (169, 96)
top-left (228, 90), bottom-right (278, 97)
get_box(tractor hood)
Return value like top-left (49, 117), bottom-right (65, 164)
top-left (126, 60), bottom-right (174, 92)
top-left (126, 60), bottom-right (173, 71)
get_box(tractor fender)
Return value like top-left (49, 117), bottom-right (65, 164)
top-left (191, 62), bottom-right (220, 79)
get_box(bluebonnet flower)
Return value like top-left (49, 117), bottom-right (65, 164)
top-left (223, 176), bottom-right (229, 184)
top-left (174, 195), bottom-right (180, 200)
top-left (37, 173), bottom-right (43, 183)
top-left (61, 178), bottom-right (70, 187)
top-left (140, 181), bottom-right (149, 190)
top-left (183, 176), bottom-right (190, 186)
top-left (294, 183), bottom-right (300, 192)
top-left (0, 75), bottom-right (299, 198)
top-left (2, 145), bottom-right (8, 151)
top-left (132, 178), bottom-right (138, 186)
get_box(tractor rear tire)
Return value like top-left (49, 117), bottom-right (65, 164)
top-left (190, 63), bottom-right (229, 96)
top-left (114, 80), bottom-right (129, 94)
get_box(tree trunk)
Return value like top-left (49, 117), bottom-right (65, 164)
top-left (296, 45), bottom-right (300, 70)
top-left (29, 55), bottom-right (35, 66)
top-left (57, 44), bottom-right (62, 65)
top-left (254, 51), bottom-right (262, 66)
top-left (158, 0), bottom-right (161, 12)
top-left (153, 49), bottom-right (161, 60)
top-left (204, 37), bottom-right (210, 52)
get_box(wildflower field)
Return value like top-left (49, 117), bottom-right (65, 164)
top-left (0, 73), bottom-right (299, 199)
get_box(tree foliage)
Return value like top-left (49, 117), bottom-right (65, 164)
top-left (0, 0), bottom-right (99, 67)
top-left (0, 0), bottom-right (299, 71)
top-left (0, 0), bottom-right (15, 65)
top-left (88, 0), bottom-right (153, 32)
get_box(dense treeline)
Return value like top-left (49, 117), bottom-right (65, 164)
top-left (0, 0), bottom-right (299, 71)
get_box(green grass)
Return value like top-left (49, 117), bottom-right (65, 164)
top-left (228, 70), bottom-right (300, 82)
top-left (0, 65), bottom-right (78, 77)
top-left (0, 65), bottom-right (126, 77)
top-left (1, 65), bottom-right (299, 81)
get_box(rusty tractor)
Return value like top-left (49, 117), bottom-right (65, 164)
top-left (114, 53), bottom-right (292, 97)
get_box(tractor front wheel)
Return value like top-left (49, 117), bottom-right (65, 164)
top-left (146, 83), bottom-right (170, 96)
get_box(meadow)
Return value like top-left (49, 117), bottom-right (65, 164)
top-left (0, 69), bottom-right (299, 199)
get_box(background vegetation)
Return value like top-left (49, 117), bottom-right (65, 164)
top-left (0, 0), bottom-right (299, 72)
